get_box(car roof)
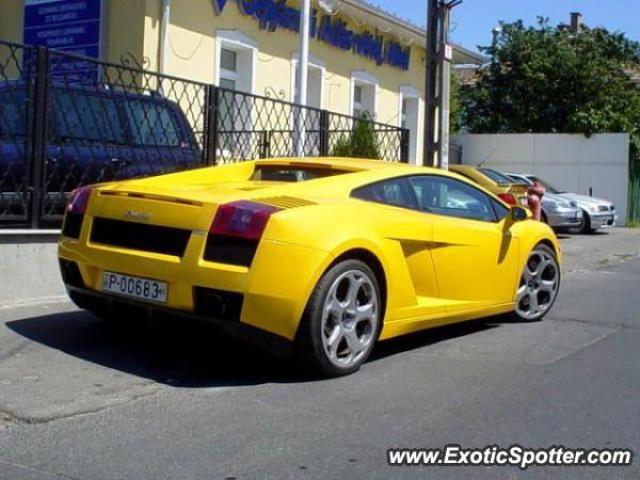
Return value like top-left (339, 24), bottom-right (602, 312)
top-left (249, 157), bottom-right (499, 197)
top-left (0, 79), bottom-right (172, 102)
top-left (255, 157), bottom-right (472, 179)
top-left (257, 157), bottom-right (421, 173)
top-left (506, 172), bottom-right (534, 177)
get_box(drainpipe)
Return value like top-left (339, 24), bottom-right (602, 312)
top-left (159, 0), bottom-right (171, 74)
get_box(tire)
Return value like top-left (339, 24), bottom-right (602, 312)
top-left (513, 244), bottom-right (561, 322)
top-left (541, 211), bottom-right (549, 225)
top-left (577, 210), bottom-right (594, 234)
top-left (296, 259), bottom-right (382, 377)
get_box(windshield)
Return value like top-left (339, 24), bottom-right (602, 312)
top-left (478, 168), bottom-right (516, 186)
top-left (528, 176), bottom-right (565, 194)
top-left (0, 88), bottom-right (27, 138)
top-left (251, 165), bottom-right (348, 182)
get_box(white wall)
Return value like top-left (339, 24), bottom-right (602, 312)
top-left (452, 133), bottom-right (630, 224)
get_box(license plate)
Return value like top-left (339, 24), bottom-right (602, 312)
top-left (102, 272), bottom-right (168, 304)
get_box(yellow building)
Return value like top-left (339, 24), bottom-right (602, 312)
top-left (1, 0), bottom-right (484, 164)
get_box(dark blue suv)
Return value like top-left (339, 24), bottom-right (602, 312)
top-left (0, 81), bottom-right (203, 220)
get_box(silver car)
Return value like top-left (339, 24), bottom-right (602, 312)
top-left (508, 173), bottom-right (618, 233)
top-left (506, 173), bottom-right (583, 231)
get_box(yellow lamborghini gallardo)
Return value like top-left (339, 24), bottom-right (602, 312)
top-left (59, 158), bottom-right (562, 377)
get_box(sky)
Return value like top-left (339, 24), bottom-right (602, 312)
top-left (368, 0), bottom-right (640, 53)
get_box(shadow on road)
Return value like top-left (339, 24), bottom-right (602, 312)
top-left (7, 309), bottom-right (504, 387)
top-left (370, 320), bottom-right (497, 362)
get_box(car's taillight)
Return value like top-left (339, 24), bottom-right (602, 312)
top-left (67, 186), bottom-right (93, 215)
top-left (62, 186), bottom-right (93, 239)
top-left (498, 193), bottom-right (518, 206)
top-left (210, 201), bottom-right (279, 240)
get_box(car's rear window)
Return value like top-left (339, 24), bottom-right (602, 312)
top-left (478, 168), bottom-right (515, 186)
top-left (251, 165), bottom-right (348, 182)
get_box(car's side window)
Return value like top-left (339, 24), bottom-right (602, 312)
top-left (352, 178), bottom-right (418, 210)
top-left (490, 198), bottom-right (510, 222)
top-left (408, 175), bottom-right (498, 222)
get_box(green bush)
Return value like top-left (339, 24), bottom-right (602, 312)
top-left (331, 114), bottom-right (381, 159)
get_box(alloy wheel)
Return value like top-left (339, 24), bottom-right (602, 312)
top-left (516, 249), bottom-right (560, 320)
top-left (321, 270), bottom-right (379, 369)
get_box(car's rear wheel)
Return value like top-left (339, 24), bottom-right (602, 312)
top-left (514, 245), bottom-right (560, 322)
top-left (296, 260), bottom-right (381, 377)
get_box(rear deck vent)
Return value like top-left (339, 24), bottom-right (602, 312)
top-left (255, 196), bottom-right (316, 209)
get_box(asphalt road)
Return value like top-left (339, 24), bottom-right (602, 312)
top-left (0, 229), bottom-right (639, 479)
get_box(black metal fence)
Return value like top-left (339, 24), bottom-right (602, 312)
top-left (0, 40), bottom-right (409, 229)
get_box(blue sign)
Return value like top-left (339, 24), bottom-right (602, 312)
top-left (214, 0), bottom-right (411, 71)
top-left (24, 0), bottom-right (103, 80)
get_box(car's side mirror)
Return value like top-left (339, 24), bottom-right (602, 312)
top-left (510, 206), bottom-right (529, 222)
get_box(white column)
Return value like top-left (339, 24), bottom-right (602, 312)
top-left (159, 0), bottom-right (171, 74)
top-left (295, 0), bottom-right (311, 157)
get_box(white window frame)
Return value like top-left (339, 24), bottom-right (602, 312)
top-left (398, 85), bottom-right (423, 165)
top-left (290, 52), bottom-right (326, 110)
top-left (214, 30), bottom-right (258, 94)
top-left (350, 70), bottom-right (379, 119)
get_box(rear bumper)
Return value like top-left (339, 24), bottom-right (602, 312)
top-left (59, 225), bottom-right (332, 343)
top-left (65, 285), bottom-right (293, 357)
top-left (546, 209), bottom-right (583, 228)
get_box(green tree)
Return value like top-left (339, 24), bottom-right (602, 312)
top-left (450, 69), bottom-right (463, 133)
top-left (460, 18), bottom-right (640, 151)
top-left (460, 18), bottom-right (640, 222)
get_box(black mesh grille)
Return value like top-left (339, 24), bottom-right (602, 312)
top-left (61, 212), bottom-right (84, 239)
top-left (90, 217), bottom-right (191, 257)
top-left (59, 259), bottom-right (84, 288)
top-left (204, 234), bottom-right (259, 267)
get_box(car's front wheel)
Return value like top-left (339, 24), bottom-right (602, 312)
top-left (576, 210), bottom-right (596, 234)
top-left (514, 244), bottom-right (561, 322)
top-left (296, 259), bottom-right (382, 377)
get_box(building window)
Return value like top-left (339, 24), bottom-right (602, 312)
top-left (215, 31), bottom-right (258, 161)
top-left (351, 71), bottom-right (378, 119)
top-left (219, 48), bottom-right (237, 91)
top-left (399, 85), bottom-right (422, 165)
top-left (353, 85), bottom-right (364, 118)
top-left (215, 30), bottom-right (257, 94)
top-left (291, 53), bottom-right (325, 110)
top-left (401, 98), bottom-right (408, 128)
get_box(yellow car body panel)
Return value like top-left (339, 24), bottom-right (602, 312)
top-left (59, 158), bottom-right (561, 352)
